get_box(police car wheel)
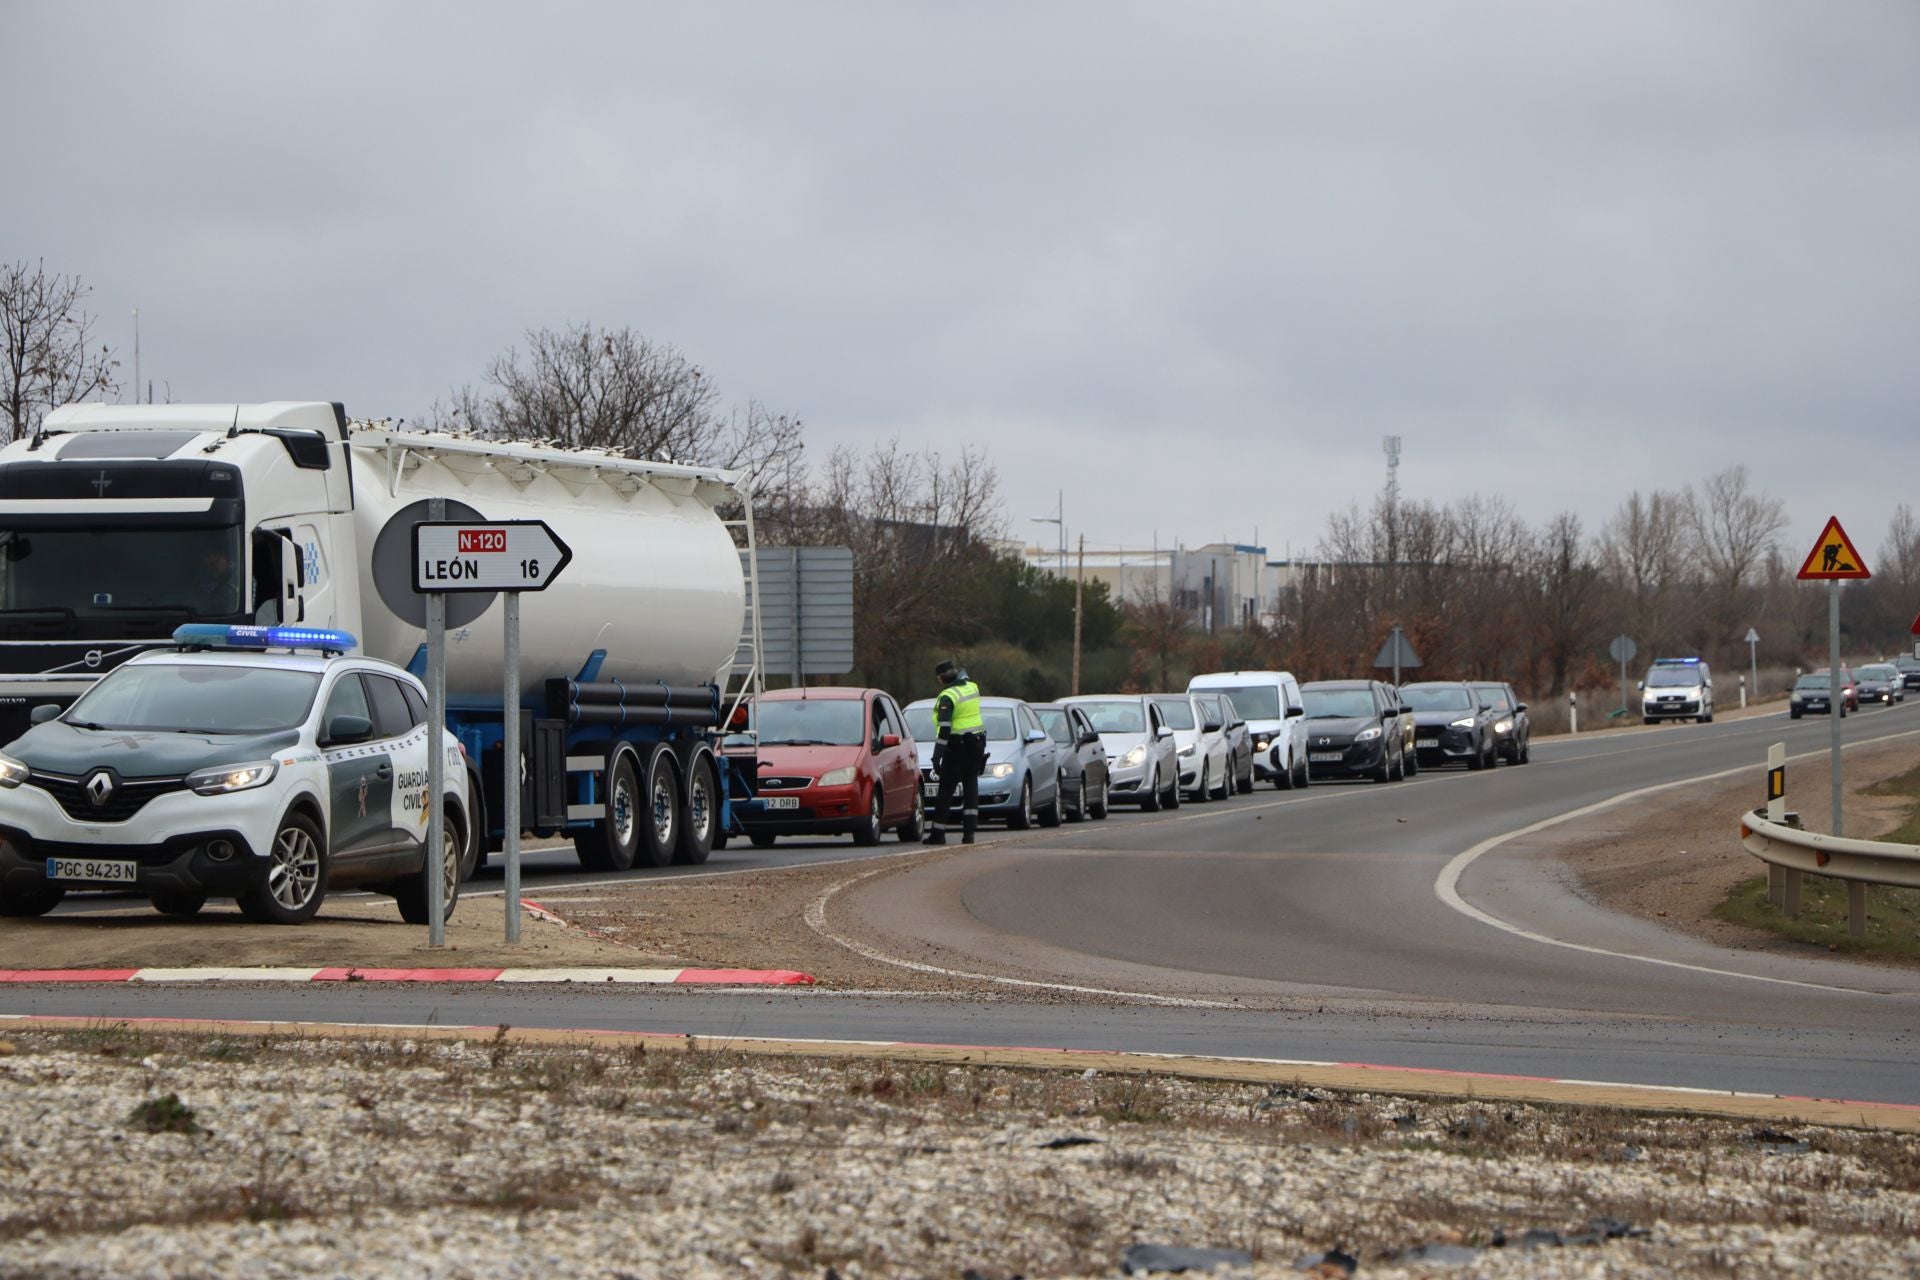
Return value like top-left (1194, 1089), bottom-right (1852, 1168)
top-left (150, 890), bottom-right (207, 917)
top-left (239, 812), bottom-right (328, 925)
top-left (396, 811), bottom-right (463, 926)
top-left (0, 885), bottom-right (63, 917)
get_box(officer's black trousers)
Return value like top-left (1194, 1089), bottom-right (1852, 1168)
top-left (932, 732), bottom-right (985, 839)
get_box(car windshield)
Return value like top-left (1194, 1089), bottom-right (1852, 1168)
top-left (1151, 698), bottom-right (1196, 729)
top-left (748, 698), bottom-right (867, 747)
top-left (1795, 675), bottom-right (1829, 690)
top-left (1301, 688), bottom-right (1375, 719)
top-left (1473, 686), bottom-right (1513, 711)
top-left (1857, 665), bottom-right (1896, 681)
top-left (1201, 685), bottom-right (1280, 719)
top-left (63, 662), bottom-right (320, 733)
top-left (903, 705), bottom-right (1019, 742)
top-left (0, 524), bottom-right (247, 623)
top-left (1036, 708), bottom-right (1074, 744)
top-left (1404, 686), bottom-right (1473, 712)
top-left (1647, 666), bottom-right (1701, 687)
top-left (1074, 700), bottom-right (1146, 734)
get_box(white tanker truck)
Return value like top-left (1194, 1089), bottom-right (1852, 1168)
top-left (0, 401), bottom-right (766, 874)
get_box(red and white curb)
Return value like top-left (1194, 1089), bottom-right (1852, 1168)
top-left (0, 967), bottom-right (815, 985)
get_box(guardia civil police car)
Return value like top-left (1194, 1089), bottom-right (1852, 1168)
top-left (0, 625), bottom-right (470, 925)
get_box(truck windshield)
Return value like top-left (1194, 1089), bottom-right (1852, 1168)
top-left (64, 662), bottom-right (320, 733)
top-left (0, 525), bottom-right (245, 623)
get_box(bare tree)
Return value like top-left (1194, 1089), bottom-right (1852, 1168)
top-left (1600, 489), bottom-right (1692, 657)
top-left (1686, 466), bottom-right (1787, 654)
top-left (1530, 512), bottom-right (1606, 694)
top-left (0, 260), bottom-right (118, 442)
top-left (1882, 503), bottom-right (1920, 594)
top-left (435, 323), bottom-right (806, 514)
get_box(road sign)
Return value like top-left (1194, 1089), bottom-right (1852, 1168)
top-left (1745, 627), bottom-right (1760, 645)
top-left (1910, 613), bottom-right (1920, 636)
top-left (1608, 634), bottom-right (1636, 664)
top-left (1372, 626), bottom-right (1422, 673)
top-left (1796, 516), bottom-right (1870, 581)
top-left (412, 520), bottom-right (573, 593)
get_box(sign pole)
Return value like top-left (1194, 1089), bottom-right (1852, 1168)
top-left (503, 590), bottom-right (522, 943)
top-left (425, 495), bottom-right (448, 948)
top-left (1829, 579), bottom-right (1843, 838)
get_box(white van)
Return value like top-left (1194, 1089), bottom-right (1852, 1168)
top-left (1187, 670), bottom-right (1308, 788)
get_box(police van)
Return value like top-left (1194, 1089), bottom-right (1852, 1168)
top-left (0, 625), bottom-right (470, 924)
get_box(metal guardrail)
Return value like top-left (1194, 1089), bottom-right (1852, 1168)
top-left (1739, 739), bottom-right (1920, 936)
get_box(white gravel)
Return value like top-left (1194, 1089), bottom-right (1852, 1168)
top-left (1, 1029), bottom-right (1916, 1278)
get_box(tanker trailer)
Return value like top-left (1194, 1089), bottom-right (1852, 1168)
top-left (345, 425), bottom-right (759, 874)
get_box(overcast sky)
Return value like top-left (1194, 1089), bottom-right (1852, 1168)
top-left (5, 2), bottom-right (1917, 565)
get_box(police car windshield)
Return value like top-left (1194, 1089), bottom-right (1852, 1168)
top-left (1647, 666), bottom-right (1701, 687)
top-left (0, 525), bottom-right (246, 624)
top-left (1150, 698), bottom-right (1196, 730)
top-left (65, 662), bottom-right (321, 733)
top-left (751, 699), bottom-right (866, 747)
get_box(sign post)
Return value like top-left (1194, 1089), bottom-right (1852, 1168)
top-left (1744, 627), bottom-right (1760, 708)
top-left (1608, 634), bottom-right (1637, 715)
top-left (413, 518), bottom-right (573, 943)
top-left (1795, 517), bottom-right (1870, 838)
top-left (424, 500), bottom-right (446, 946)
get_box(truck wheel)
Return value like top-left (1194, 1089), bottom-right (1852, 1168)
top-left (638, 746), bottom-right (680, 868)
top-left (238, 811), bottom-right (328, 925)
top-left (150, 891), bottom-right (207, 917)
top-left (674, 755), bottom-right (717, 865)
top-left (851, 787), bottom-right (884, 846)
top-left (0, 885), bottom-right (64, 917)
top-left (396, 810), bottom-right (463, 926)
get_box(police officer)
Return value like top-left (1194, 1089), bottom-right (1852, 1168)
top-left (924, 659), bottom-right (984, 845)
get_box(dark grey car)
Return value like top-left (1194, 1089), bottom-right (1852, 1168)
top-left (1401, 681), bottom-right (1498, 770)
top-left (1033, 702), bottom-right (1112, 822)
top-left (1468, 681), bottom-right (1531, 765)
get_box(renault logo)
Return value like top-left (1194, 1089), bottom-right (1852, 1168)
top-left (85, 771), bottom-right (116, 806)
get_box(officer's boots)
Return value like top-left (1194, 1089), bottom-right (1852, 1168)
top-left (923, 827), bottom-right (947, 846)
top-left (961, 813), bottom-right (977, 845)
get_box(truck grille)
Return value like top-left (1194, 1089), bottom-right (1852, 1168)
top-left (28, 771), bottom-right (189, 823)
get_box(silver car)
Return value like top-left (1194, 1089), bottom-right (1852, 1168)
top-left (903, 696), bottom-right (1064, 828)
top-left (1060, 694), bottom-right (1181, 811)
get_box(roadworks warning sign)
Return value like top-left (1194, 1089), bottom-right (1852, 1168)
top-left (1796, 516), bottom-right (1871, 580)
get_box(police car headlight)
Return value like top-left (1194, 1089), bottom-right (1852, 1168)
top-left (0, 753), bottom-right (28, 789)
top-left (186, 760), bottom-right (279, 795)
top-left (1122, 745), bottom-right (1146, 767)
top-left (1355, 726), bottom-right (1382, 742)
top-left (816, 766), bottom-right (856, 786)
top-left (1254, 737), bottom-right (1271, 753)
top-left (1494, 719), bottom-right (1514, 734)
top-left (1178, 744), bottom-right (1196, 757)
top-left (988, 762), bottom-right (1015, 779)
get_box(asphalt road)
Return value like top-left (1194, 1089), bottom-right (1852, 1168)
top-left (17, 699), bottom-right (1920, 1104)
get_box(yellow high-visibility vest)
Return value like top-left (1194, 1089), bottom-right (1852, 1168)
top-left (936, 680), bottom-right (983, 735)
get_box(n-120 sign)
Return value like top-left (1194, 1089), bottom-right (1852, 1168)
top-left (411, 520), bottom-right (573, 593)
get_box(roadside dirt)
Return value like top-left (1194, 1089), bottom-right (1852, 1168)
top-left (1559, 734), bottom-right (1920, 960)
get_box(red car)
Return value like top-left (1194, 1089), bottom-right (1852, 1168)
top-left (728, 687), bottom-right (924, 847)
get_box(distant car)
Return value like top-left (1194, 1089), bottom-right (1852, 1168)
top-left (1032, 702), bottom-right (1112, 822)
top-left (1297, 680), bottom-right (1409, 782)
top-left (1060, 694), bottom-right (1181, 811)
top-left (728, 687), bottom-right (924, 848)
top-left (1150, 693), bottom-right (1233, 801)
top-left (903, 696), bottom-right (1063, 829)
top-left (1896, 655), bottom-right (1920, 690)
top-left (1468, 681), bottom-right (1531, 765)
top-left (1401, 681), bottom-right (1498, 770)
top-left (1853, 664), bottom-right (1905, 706)
top-left (1188, 670), bottom-right (1308, 790)
top-left (1640, 658), bottom-right (1713, 724)
top-left (1193, 691), bottom-right (1255, 794)
top-left (1788, 669), bottom-right (1855, 718)
top-left (1380, 683), bottom-right (1420, 776)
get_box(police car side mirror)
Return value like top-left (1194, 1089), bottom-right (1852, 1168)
top-left (325, 714), bottom-right (374, 746)
top-left (29, 703), bottom-right (61, 725)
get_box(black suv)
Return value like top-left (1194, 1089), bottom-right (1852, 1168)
top-left (1468, 681), bottom-right (1531, 765)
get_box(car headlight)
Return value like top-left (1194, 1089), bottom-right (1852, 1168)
top-left (816, 766), bottom-right (856, 786)
top-left (185, 760), bottom-right (279, 795)
top-left (1122, 745), bottom-right (1146, 767)
top-left (1253, 737), bottom-right (1271, 753)
top-left (1355, 726), bottom-right (1381, 742)
top-left (0, 753), bottom-right (28, 789)
top-left (1178, 744), bottom-right (1196, 757)
top-left (1449, 717), bottom-right (1476, 728)
top-left (988, 762), bottom-right (1015, 779)
top-left (1494, 719), bottom-right (1513, 734)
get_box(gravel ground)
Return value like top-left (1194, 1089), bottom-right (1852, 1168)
top-left (2, 1028), bottom-right (1916, 1279)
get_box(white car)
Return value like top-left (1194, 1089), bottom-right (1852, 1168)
top-left (1188, 670), bottom-right (1308, 789)
top-left (1149, 693), bottom-right (1232, 802)
top-left (0, 625), bottom-right (471, 925)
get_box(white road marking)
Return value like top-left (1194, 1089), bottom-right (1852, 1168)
top-left (1434, 725), bottom-right (1920, 993)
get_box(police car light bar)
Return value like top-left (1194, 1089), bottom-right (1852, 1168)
top-left (172, 624), bottom-right (359, 654)
top-left (1653, 657), bottom-right (1702, 665)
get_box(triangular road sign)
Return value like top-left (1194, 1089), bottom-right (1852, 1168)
top-left (1796, 516), bottom-right (1871, 581)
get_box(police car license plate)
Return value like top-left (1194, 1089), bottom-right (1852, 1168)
top-left (46, 857), bottom-right (137, 884)
top-left (761, 797), bottom-right (799, 810)
top-left (1309, 751), bottom-right (1345, 763)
